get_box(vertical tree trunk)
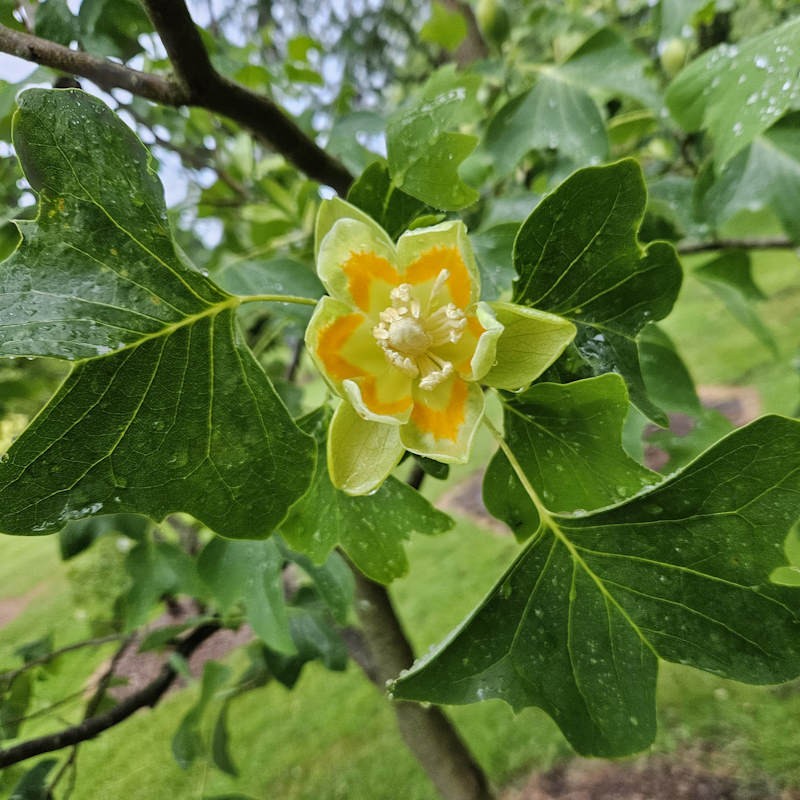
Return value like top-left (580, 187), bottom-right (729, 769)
top-left (350, 568), bottom-right (493, 800)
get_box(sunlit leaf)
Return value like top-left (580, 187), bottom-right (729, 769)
top-left (347, 160), bottom-right (434, 241)
top-left (386, 68), bottom-right (481, 210)
top-left (485, 74), bottom-right (607, 178)
top-left (699, 113), bottom-right (800, 243)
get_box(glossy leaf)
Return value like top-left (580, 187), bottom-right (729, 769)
top-left (513, 159), bottom-right (682, 423)
top-left (699, 113), bottom-right (800, 243)
top-left (394, 416), bottom-right (800, 757)
top-left (281, 410), bottom-right (453, 584)
top-left (386, 68), bottom-right (481, 210)
top-left (198, 537), bottom-right (294, 653)
top-left (484, 374), bottom-right (658, 541)
top-left (485, 74), bottom-right (607, 178)
top-left (0, 89), bottom-right (315, 538)
top-left (346, 160), bottom-right (434, 241)
top-left (666, 18), bottom-right (800, 168)
top-left (556, 27), bottom-right (659, 107)
top-left (470, 223), bottom-right (518, 301)
top-left (217, 256), bottom-right (324, 329)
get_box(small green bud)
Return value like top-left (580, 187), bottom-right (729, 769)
top-left (476, 0), bottom-right (510, 49)
top-left (660, 37), bottom-right (688, 77)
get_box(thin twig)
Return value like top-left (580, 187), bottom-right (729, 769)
top-left (0, 622), bottom-right (220, 769)
top-left (676, 236), bottom-right (794, 254)
top-left (1, 634), bottom-right (126, 686)
top-left (48, 634), bottom-right (136, 794)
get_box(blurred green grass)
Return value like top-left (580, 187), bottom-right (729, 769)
top-left (0, 248), bottom-right (798, 798)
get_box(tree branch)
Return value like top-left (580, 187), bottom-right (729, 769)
top-left (676, 236), bottom-right (794, 254)
top-left (0, 24), bottom-right (185, 104)
top-left (0, 622), bottom-right (220, 769)
top-left (139, 0), bottom-right (353, 195)
top-left (138, 0), bottom-right (216, 90)
top-left (349, 568), bottom-right (493, 800)
top-left (0, 7), bottom-right (354, 195)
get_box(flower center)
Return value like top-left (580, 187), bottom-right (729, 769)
top-left (372, 270), bottom-right (468, 390)
top-left (387, 317), bottom-right (431, 355)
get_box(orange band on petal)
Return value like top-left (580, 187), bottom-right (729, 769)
top-left (361, 376), bottom-right (413, 415)
top-left (456, 316), bottom-right (486, 373)
top-left (467, 315), bottom-right (485, 337)
top-left (342, 251), bottom-right (399, 312)
top-left (410, 379), bottom-right (468, 441)
top-left (317, 314), bottom-right (364, 381)
top-left (406, 246), bottom-right (471, 308)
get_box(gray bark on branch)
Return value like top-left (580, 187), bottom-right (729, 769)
top-left (348, 564), bottom-right (493, 800)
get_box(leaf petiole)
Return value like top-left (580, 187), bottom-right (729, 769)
top-left (239, 293), bottom-right (319, 306)
top-left (482, 413), bottom-right (553, 528)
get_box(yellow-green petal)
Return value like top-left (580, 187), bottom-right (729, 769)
top-left (482, 301), bottom-right (576, 391)
top-left (317, 218), bottom-right (398, 313)
top-left (342, 367), bottom-right (413, 425)
top-left (315, 197), bottom-right (393, 259)
top-left (400, 377), bottom-right (485, 463)
top-left (395, 220), bottom-right (480, 309)
top-left (304, 295), bottom-right (385, 397)
top-left (469, 301), bottom-right (504, 381)
top-left (327, 400), bottom-right (405, 495)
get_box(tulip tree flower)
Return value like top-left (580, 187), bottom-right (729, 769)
top-left (305, 199), bottom-right (576, 494)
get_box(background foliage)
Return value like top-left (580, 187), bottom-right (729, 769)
top-left (0, 0), bottom-right (798, 798)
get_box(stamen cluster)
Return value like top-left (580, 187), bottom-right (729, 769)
top-left (372, 270), bottom-right (467, 390)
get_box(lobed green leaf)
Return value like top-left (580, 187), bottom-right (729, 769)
top-left (0, 89), bottom-right (315, 539)
top-left (394, 416), bottom-right (800, 757)
top-left (513, 159), bottom-right (682, 423)
top-left (484, 374), bottom-right (659, 540)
